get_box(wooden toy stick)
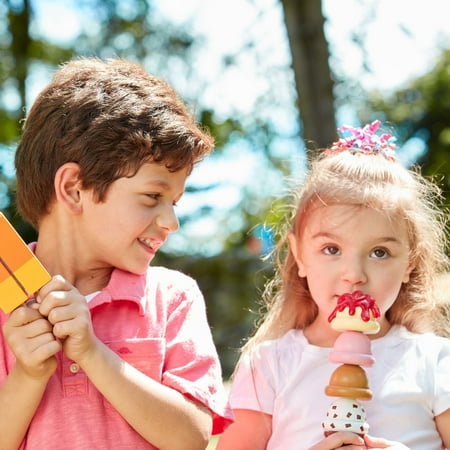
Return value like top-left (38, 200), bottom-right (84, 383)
top-left (0, 213), bottom-right (51, 313)
top-left (0, 256), bottom-right (29, 296)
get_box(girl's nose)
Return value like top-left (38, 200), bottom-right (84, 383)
top-left (156, 204), bottom-right (179, 233)
top-left (341, 257), bottom-right (367, 286)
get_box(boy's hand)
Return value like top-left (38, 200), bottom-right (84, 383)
top-left (36, 275), bottom-right (96, 363)
top-left (309, 431), bottom-right (366, 449)
top-left (2, 303), bottom-right (61, 380)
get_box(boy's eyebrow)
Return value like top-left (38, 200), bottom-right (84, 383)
top-left (142, 179), bottom-right (185, 198)
top-left (143, 180), bottom-right (171, 189)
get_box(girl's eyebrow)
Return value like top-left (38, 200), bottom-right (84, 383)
top-left (311, 231), bottom-right (402, 245)
top-left (310, 231), bottom-right (339, 240)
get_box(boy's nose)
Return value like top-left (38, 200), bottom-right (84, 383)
top-left (156, 205), bottom-right (179, 233)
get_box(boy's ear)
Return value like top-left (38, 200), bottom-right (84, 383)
top-left (54, 162), bottom-right (83, 215)
top-left (288, 232), bottom-right (307, 278)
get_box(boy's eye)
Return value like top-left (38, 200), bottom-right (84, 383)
top-left (146, 193), bottom-right (161, 200)
top-left (371, 248), bottom-right (388, 259)
top-left (323, 246), bottom-right (340, 256)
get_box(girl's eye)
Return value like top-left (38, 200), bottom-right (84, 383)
top-left (371, 248), bottom-right (388, 259)
top-left (323, 246), bottom-right (340, 256)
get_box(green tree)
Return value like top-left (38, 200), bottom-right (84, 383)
top-left (368, 49), bottom-right (450, 203)
top-left (280, 0), bottom-right (337, 148)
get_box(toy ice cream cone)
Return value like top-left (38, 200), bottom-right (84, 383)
top-left (322, 397), bottom-right (369, 437)
top-left (322, 291), bottom-right (380, 437)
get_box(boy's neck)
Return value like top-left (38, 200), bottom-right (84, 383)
top-left (35, 216), bottom-right (113, 295)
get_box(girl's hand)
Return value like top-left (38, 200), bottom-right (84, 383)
top-left (36, 275), bottom-right (97, 363)
top-left (309, 431), bottom-right (366, 449)
top-left (2, 303), bottom-right (61, 380)
top-left (364, 434), bottom-right (410, 449)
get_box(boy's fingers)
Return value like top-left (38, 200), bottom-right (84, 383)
top-left (8, 304), bottom-right (43, 326)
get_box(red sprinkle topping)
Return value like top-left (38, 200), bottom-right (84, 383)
top-left (328, 290), bottom-right (380, 323)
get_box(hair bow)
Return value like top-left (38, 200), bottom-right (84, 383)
top-left (325, 120), bottom-right (397, 161)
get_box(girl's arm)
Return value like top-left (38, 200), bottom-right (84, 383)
top-left (0, 305), bottom-right (60, 450)
top-left (216, 409), bottom-right (272, 450)
top-left (435, 408), bottom-right (450, 449)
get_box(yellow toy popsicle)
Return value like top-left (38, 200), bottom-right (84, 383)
top-left (0, 213), bottom-right (51, 313)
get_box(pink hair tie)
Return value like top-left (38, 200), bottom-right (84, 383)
top-left (325, 120), bottom-right (397, 162)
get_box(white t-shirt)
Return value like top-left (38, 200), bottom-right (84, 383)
top-left (229, 325), bottom-right (450, 450)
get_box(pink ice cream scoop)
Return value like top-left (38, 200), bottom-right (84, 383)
top-left (329, 331), bottom-right (375, 367)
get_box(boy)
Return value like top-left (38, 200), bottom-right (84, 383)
top-left (0, 57), bottom-right (232, 449)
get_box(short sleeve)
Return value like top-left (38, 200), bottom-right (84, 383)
top-left (228, 343), bottom-right (277, 415)
top-left (0, 311), bottom-right (15, 381)
top-left (433, 337), bottom-right (450, 416)
top-left (158, 273), bottom-right (233, 434)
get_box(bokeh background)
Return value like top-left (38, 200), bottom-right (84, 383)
top-left (1, 0), bottom-right (450, 382)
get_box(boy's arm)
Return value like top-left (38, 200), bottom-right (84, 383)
top-left (37, 275), bottom-right (213, 450)
top-left (79, 341), bottom-right (213, 450)
top-left (0, 306), bottom-right (60, 449)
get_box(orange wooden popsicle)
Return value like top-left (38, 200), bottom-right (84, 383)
top-left (0, 213), bottom-right (51, 313)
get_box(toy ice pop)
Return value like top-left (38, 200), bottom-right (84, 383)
top-left (0, 213), bottom-right (51, 313)
top-left (322, 291), bottom-right (380, 438)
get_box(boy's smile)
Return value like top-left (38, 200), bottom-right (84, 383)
top-left (289, 203), bottom-right (413, 345)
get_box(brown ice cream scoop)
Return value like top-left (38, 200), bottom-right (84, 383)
top-left (325, 364), bottom-right (372, 400)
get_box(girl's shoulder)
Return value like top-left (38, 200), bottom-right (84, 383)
top-left (252, 329), bottom-right (305, 353)
top-left (374, 325), bottom-right (450, 359)
top-left (246, 328), bottom-right (329, 366)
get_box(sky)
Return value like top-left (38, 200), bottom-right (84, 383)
top-left (5, 0), bottom-right (450, 253)
top-left (32, 0), bottom-right (450, 97)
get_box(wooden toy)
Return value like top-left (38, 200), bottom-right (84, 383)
top-left (0, 213), bottom-right (51, 313)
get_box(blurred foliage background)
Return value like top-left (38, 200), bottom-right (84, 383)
top-left (1, 0), bottom-right (449, 377)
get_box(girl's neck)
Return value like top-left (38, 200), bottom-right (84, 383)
top-left (303, 316), bottom-right (392, 348)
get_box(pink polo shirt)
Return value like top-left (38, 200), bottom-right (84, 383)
top-left (0, 265), bottom-right (232, 449)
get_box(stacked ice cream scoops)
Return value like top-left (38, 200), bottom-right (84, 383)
top-left (322, 291), bottom-right (381, 438)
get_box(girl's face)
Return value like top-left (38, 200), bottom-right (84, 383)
top-left (78, 162), bottom-right (187, 275)
top-left (289, 204), bottom-right (414, 343)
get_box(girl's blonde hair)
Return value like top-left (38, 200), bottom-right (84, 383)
top-left (245, 150), bottom-right (449, 351)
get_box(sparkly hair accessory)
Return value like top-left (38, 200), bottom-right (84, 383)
top-left (325, 120), bottom-right (397, 161)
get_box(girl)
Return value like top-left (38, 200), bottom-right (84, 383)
top-left (217, 121), bottom-right (450, 450)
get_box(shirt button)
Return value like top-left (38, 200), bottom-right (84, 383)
top-left (69, 363), bottom-right (80, 373)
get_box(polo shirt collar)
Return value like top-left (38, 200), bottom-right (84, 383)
top-left (28, 242), bottom-right (147, 315)
top-left (90, 268), bottom-right (147, 315)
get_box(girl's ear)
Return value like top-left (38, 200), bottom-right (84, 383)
top-left (54, 162), bottom-right (83, 215)
top-left (402, 260), bottom-right (415, 284)
top-left (288, 232), bottom-right (307, 278)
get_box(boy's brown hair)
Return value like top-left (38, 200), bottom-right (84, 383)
top-left (15, 57), bottom-right (214, 228)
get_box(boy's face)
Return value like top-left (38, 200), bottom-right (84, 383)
top-left (289, 204), bottom-right (413, 336)
top-left (79, 162), bottom-right (187, 275)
